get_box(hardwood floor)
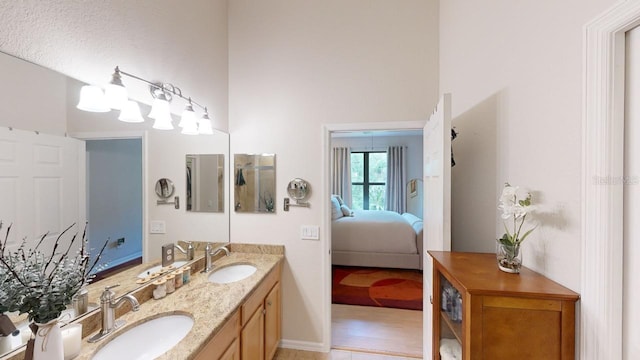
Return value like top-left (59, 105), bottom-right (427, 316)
top-left (275, 348), bottom-right (418, 360)
top-left (331, 304), bottom-right (422, 358)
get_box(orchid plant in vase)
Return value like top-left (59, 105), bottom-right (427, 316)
top-left (497, 183), bottom-right (536, 273)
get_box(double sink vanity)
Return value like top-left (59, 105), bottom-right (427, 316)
top-left (1, 242), bottom-right (284, 360)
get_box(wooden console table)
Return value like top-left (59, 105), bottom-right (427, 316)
top-left (429, 251), bottom-right (580, 360)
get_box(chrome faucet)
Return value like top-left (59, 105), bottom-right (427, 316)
top-left (88, 285), bottom-right (140, 343)
top-left (202, 244), bottom-right (230, 273)
top-left (175, 241), bottom-right (195, 261)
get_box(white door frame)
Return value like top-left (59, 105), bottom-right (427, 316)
top-left (582, 2), bottom-right (640, 359)
top-left (321, 120), bottom-right (426, 352)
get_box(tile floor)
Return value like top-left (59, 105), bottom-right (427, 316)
top-left (274, 348), bottom-right (421, 360)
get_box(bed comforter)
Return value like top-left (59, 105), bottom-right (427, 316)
top-left (332, 210), bottom-right (418, 254)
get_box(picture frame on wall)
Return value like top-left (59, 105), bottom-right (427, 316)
top-left (409, 179), bottom-right (417, 198)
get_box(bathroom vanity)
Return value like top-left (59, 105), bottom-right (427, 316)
top-left (0, 244), bottom-right (284, 360)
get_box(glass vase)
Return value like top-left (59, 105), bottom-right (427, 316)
top-left (496, 240), bottom-right (522, 273)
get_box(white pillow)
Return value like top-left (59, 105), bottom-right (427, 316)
top-left (340, 204), bottom-right (353, 217)
top-left (331, 194), bottom-right (344, 206)
top-left (331, 197), bottom-right (343, 220)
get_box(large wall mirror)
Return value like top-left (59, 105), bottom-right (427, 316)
top-left (186, 154), bottom-right (224, 213)
top-left (234, 154), bottom-right (276, 213)
top-left (0, 50), bottom-right (230, 356)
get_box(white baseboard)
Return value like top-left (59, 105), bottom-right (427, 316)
top-left (279, 339), bottom-right (328, 353)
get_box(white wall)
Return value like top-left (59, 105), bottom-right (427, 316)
top-left (229, 0), bottom-right (438, 347)
top-left (0, 51), bottom-right (67, 135)
top-left (440, 0), bottom-right (616, 290)
top-left (146, 131), bottom-right (229, 262)
top-left (331, 134), bottom-right (423, 183)
top-left (623, 25), bottom-right (640, 360)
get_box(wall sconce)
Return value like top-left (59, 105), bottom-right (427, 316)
top-left (76, 66), bottom-right (214, 135)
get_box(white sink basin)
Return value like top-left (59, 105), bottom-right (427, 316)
top-left (92, 314), bottom-right (193, 360)
top-left (137, 260), bottom-right (188, 279)
top-left (208, 264), bottom-right (257, 284)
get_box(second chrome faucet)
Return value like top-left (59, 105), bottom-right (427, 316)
top-left (202, 244), bottom-right (230, 273)
top-left (88, 285), bottom-right (140, 343)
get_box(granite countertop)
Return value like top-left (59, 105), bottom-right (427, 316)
top-left (74, 247), bottom-right (284, 360)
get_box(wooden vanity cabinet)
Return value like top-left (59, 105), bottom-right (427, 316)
top-left (194, 311), bottom-right (240, 360)
top-left (264, 282), bottom-right (281, 360)
top-left (194, 262), bottom-right (282, 360)
top-left (240, 265), bottom-right (282, 360)
top-left (429, 251), bottom-right (579, 360)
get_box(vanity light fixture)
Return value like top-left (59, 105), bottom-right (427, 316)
top-left (77, 66), bottom-right (215, 135)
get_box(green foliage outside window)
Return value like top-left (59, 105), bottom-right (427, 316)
top-left (351, 151), bottom-right (386, 210)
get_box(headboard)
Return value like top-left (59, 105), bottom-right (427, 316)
top-left (406, 178), bottom-right (423, 218)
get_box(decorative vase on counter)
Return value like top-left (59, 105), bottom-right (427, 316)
top-left (496, 240), bottom-right (522, 274)
top-left (26, 319), bottom-right (64, 360)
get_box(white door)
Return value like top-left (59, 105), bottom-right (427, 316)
top-left (0, 127), bottom-right (85, 254)
top-left (422, 94), bottom-right (452, 358)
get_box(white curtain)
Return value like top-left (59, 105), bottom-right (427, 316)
top-left (386, 146), bottom-right (406, 213)
top-left (332, 147), bottom-right (352, 206)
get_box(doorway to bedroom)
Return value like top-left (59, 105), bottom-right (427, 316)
top-left (329, 128), bottom-right (424, 358)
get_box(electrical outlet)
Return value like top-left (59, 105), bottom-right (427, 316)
top-left (161, 244), bottom-right (175, 267)
top-left (300, 225), bottom-right (320, 240)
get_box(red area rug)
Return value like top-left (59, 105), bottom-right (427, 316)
top-left (332, 266), bottom-right (423, 311)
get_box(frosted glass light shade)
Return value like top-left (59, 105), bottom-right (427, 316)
top-left (105, 83), bottom-right (128, 110)
top-left (181, 120), bottom-right (199, 135)
top-left (178, 109), bottom-right (196, 128)
top-left (148, 98), bottom-right (170, 119)
top-left (198, 118), bottom-right (214, 135)
top-left (152, 112), bottom-right (174, 130)
top-left (118, 101), bottom-right (144, 123)
top-left (77, 85), bottom-right (109, 112)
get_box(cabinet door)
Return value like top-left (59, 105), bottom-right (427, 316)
top-left (220, 338), bottom-right (240, 360)
top-left (241, 305), bottom-right (264, 360)
top-left (264, 283), bottom-right (281, 360)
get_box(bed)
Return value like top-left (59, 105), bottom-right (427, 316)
top-left (331, 195), bottom-right (424, 270)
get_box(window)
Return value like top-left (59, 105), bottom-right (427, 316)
top-left (351, 151), bottom-right (387, 210)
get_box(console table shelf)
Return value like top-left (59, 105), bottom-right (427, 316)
top-left (429, 251), bottom-right (580, 360)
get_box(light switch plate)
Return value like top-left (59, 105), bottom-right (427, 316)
top-left (150, 220), bottom-right (166, 234)
top-left (301, 225), bottom-right (320, 240)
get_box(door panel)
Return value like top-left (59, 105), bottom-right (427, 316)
top-left (422, 94), bottom-right (452, 358)
top-left (0, 127), bottom-right (85, 253)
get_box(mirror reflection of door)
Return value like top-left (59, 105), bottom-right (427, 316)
top-left (234, 154), bottom-right (276, 213)
top-left (186, 154), bottom-right (224, 213)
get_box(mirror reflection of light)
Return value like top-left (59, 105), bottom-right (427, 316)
top-left (76, 85), bottom-right (110, 112)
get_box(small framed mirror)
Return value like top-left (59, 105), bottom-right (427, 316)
top-left (155, 178), bottom-right (175, 198)
top-left (234, 154), bottom-right (276, 213)
top-left (287, 178), bottom-right (310, 201)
